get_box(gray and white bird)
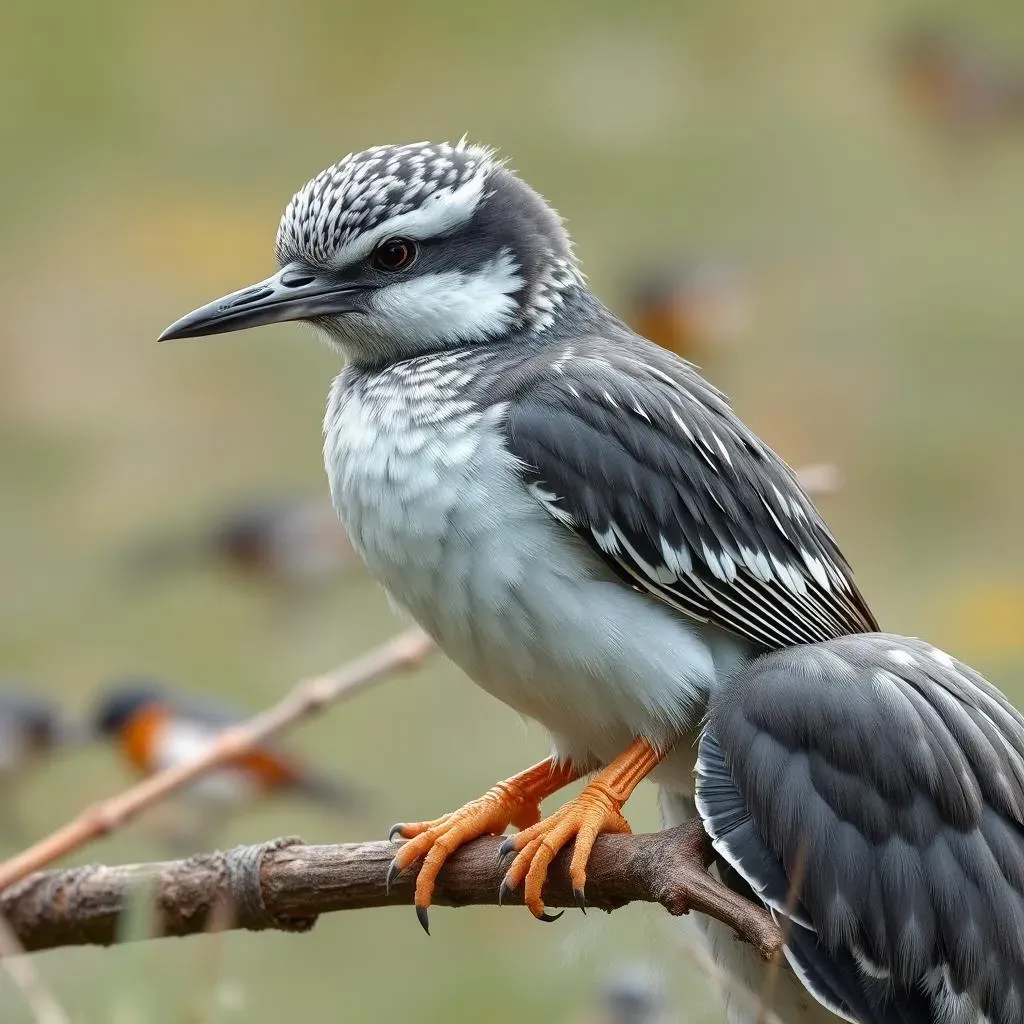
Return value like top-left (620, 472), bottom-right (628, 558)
top-left (696, 633), bottom-right (1024, 1024)
top-left (159, 140), bottom-right (878, 1022)
top-left (0, 689), bottom-right (82, 840)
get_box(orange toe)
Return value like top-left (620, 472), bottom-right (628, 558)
top-left (387, 757), bottom-right (580, 931)
top-left (499, 738), bottom-right (664, 919)
top-left (500, 785), bottom-right (631, 918)
top-left (388, 814), bottom-right (452, 843)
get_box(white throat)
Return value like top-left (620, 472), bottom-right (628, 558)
top-left (322, 249), bottom-right (524, 364)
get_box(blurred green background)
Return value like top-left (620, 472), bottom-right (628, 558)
top-left (2, 0), bottom-right (1024, 1020)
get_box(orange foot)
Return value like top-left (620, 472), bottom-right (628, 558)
top-left (497, 738), bottom-right (664, 919)
top-left (387, 757), bottom-right (581, 932)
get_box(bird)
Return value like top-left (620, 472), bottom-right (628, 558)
top-left (622, 261), bottom-right (751, 366)
top-left (589, 966), bottom-right (672, 1024)
top-left (158, 139), bottom-right (878, 1020)
top-left (695, 632), bottom-right (1024, 1024)
top-left (0, 690), bottom-right (79, 775)
top-left (91, 679), bottom-right (366, 840)
top-left (0, 688), bottom-right (81, 839)
top-left (119, 495), bottom-right (359, 592)
top-left (887, 21), bottom-right (1024, 149)
top-left (0, 689), bottom-right (81, 837)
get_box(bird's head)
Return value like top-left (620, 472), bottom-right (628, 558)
top-left (159, 140), bottom-right (583, 365)
top-left (0, 691), bottom-right (84, 753)
top-left (91, 679), bottom-right (167, 738)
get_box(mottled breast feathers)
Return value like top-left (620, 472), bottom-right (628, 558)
top-left (498, 333), bottom-right (878, 650)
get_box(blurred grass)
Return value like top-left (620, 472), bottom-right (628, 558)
top-left (2, 0), bottom-right (1024, 1020)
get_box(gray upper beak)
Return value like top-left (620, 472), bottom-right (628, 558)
top-left (157, 264), bottom-right (364, 341)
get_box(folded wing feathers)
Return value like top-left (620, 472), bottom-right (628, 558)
top-left (504, 343), bottom-right (877, 650)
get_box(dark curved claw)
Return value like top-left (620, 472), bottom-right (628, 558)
top-left (498, 878), bottom-right (514, 906)
top-left (385, 858), bottom-right (401, 894)
top-left (536, 910), bottom-right (564, 923)
top-left (573, 886), bottom-right (587, 914)
top-left (415, 905), bottom-right (430, 935)
top-left (497, 836), bottom-right (517, 859)
top-left (388, 822), bottom-right (406, 842)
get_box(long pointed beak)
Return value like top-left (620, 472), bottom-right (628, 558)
top-left (157, 265), bottom-right (365, 341)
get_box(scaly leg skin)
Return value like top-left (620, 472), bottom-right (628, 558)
top-left (499, 738), bottom-right (665, 919)
top-left (387, 757), bottom-right (582, 932)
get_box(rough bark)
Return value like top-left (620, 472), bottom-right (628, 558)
top-left (0, 823), bottom-right (783, 960)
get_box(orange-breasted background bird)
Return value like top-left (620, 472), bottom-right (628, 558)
top-left (621, 261), bottom-right (751, 367)
top-left (90, 678), bottom-right (367, 848)
top-left (887, 20), bottom-right (1024, 147)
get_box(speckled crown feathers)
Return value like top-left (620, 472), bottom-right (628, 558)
top-left (275, 139), bottom-right (499, 266)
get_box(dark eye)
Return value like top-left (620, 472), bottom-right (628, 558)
top-left (371, 237), bottom-right (417, 272)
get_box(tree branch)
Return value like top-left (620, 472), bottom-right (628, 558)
top-left (0, 821), bottom-right (783, 962)
top-left (0, 629), bottom-right (435, 893)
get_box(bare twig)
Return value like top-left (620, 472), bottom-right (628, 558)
top-left (0, 628), bottom-right (435, 892)
top-left (0, 914), bottom-right (70, 1024)
top-left (0, 822), bottom-right (784, 961)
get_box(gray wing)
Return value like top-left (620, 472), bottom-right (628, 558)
top-left (500, 335), bottom-right (877, 650)
top-left (695, 634), bottom-right (1024, 1024)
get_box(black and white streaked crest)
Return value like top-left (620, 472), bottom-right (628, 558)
top-left (275, 140), bottom-right (498, 267)
top-left (696, 634), bottom-right (1024, 1024)
top-left (268, 139), bottom-right (585, 340)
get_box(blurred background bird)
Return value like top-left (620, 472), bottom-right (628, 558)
top-left (887, 19), bottom-right (1024, 149)
top-left (621, 260), bottom-right (752, 368)
top-left (0, 689), bottom-right (82, 840)
top-left (567, 965), bottom-right (674, 1024)
top-left (90, 678), bottom-right (368, 851)
top-left (118, 495), bottom-right (360, 595)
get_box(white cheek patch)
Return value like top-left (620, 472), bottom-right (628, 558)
top-left (366, 250), bottom-right (524, 347)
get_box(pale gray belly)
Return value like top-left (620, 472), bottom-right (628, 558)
top-left (326, 402), bottom-right (751, 771)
